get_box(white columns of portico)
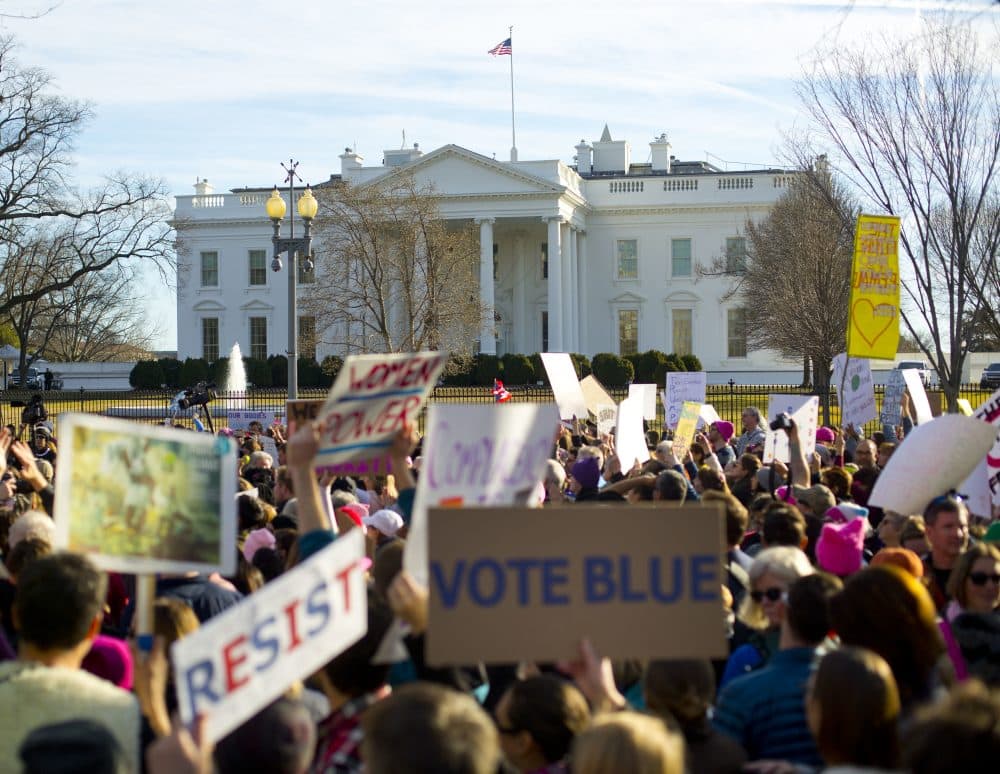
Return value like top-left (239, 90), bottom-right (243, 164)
top-left (576, 229), bottom-right (587, 354)
top-left (544, 216), bottom-right (563, 352)
top-left (560, 221), bottom-right (572, 353)
top-left (568, 225), bottom-right (579, 352)
top-left (476, 217), bottom-right (496, 355)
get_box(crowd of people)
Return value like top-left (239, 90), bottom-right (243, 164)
top-left (0, 397), bottom-right (999, 773)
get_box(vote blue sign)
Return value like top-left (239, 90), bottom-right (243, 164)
top-left (426, 504), bottom-right (728, 665)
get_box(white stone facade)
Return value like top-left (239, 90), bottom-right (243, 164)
top-left (173, 129), bottom-right (802, 373)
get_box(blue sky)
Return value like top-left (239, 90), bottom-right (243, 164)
top-left (6, 0), bottom-right (997, 351)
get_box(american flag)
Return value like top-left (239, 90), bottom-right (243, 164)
top-left (488, 38), bottom-right (512, 56)
top-left (493, 378), bottom-right (512, 403)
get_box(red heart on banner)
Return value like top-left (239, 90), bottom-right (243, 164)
top-left (852, 299), bottom-right (895, 347)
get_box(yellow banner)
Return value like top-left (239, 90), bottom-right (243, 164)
top-left (847, 214), bottom-right (901, 360)
top-left (671, 401), bottom-right (702, 459)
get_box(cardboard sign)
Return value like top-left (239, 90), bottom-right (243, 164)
top-left (973, 388), bottom-right (1000, 505)
top-left (628, 384), bottom-right (658, 421)
top-left (580, 375), bottom-right (616, 417)
top-left (763, 395), bottom-right (819, 464)
top-left (665, 372), bottom-right (707, 429)
top-left (596, 404), bottom-right (617, 436)
top-left (172, 530), bottom-right (367, 744)
top-left (227, 409), bottom-right (282, 432)
top-left (540, 353), bottom-right (588, 420)
top-left (869, 414), bottom-right (997, 515)
top-left (615, 395), bottom-right (650, 469)
top-left (880, 369), bottom-right (905, 426)
top-left (404, 403), bottom-right (561, 585)
top-left (316, 352), bottom-right (446, 468)
top-left (832, 354), bottom-right (877, 428)
top-left (426, 505), bottom-right (727, 665)
top-left (847, 214), bottom-right (900, 360)
top-left (53, 414), bottom-right (237, 575)
top-left (672, 401), bottom-right (702, 458)
top-left (285, 399), bottom-right (324, 433)
top-left (286, 398), bottom-right (391, 476)
top-left (901, 369), bottom-right (933, 425)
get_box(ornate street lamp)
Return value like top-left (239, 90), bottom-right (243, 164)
top-left (265, 159), bottom-right (318, 399)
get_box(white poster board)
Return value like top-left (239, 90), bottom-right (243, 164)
top-left (628, 384), bottom-right (658, 421)
top-left (958, 457), bottom-right (993, 520)
top-left (697, 403), bottom-right (722, 429)
top-left (664, 372), bottom-right (707, 429)
top-left (880, 369), bottom-right (905, 426)
top-left (404, 403), bottom-right (561, 585)
top-left (172, 529), bottom-right (367, 744)
top-left (869, 414), bottom-right (997, 515)
top-left (596, 404), bottom-right (617, 436)
top-left (615, 396), bottom-right (651, 470)
top-left (972, 389), bottom-right (1000, 506)
top-left (832, 354), bottom-right (878, 429)
top-left (579, 375), bottom-right (616, 417)
top-left (763, 395), bottom-right (819, 464)
top-left (540, 353), bottom-right (588, 420)
top-left (316, 352), bottom-right (446, 468)
top-left (901, 369), bottom-right (933, 425)
top-left (227, 409), bottom-right (283, 432)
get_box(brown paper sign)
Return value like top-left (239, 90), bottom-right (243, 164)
top-left (285, 399), bottom-right (325, 433)
top-left (427, 504), bottom-right (728, 665)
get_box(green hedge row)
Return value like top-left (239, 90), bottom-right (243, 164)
top-left (129, 356), bottom-right (341, 390)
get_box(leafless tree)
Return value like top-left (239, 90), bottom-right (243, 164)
top-left (797, 20), bottom-right (1000, 410)
top-left (304, 172), bottom-right (483, 355)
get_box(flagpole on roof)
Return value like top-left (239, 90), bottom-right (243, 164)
top-left (508, 25), bottom-right (517, 162)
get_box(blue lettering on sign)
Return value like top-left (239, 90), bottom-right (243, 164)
top-left (584, 556), bottom-right (616, 602)
top-left (690, 555), bottom-right (719, 601)
top-left (184, 660), bottom-right (219, 717)
top-left (506, 558), bottom-right (542, 605)
top-left (305, 581), bottom-right (331, 636)
top-left (468, 559), bottom-right (506, 607)
top-left (649, 556), bottom-right (683, 603)
top-left (430, 560), bottom-right (466, 609)
top-left (251, 615), bottom-right (280, 672)
top-left (542, 558), bottom-right (570, 605)
top-left (619, 556), bottom-right (646, 602)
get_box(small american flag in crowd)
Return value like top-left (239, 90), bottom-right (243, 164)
top-left (493, 379), bottom-right (512, 403)
top-left (488, 38), bottom-right (512, 56)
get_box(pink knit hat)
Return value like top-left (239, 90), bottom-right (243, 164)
top-left (243, 528), bottom-right (276, 562)
top-left (816, 518), bottom-right (866, 577)
top-left (82, 635), bottom-right (133, 690)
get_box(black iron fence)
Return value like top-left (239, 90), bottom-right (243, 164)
top-left (2, 383), bottom-right (994, 440)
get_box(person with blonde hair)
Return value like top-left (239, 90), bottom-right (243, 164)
top-left (571, 712), bottom-right (684, 774)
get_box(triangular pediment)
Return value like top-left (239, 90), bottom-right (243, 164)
top-left (240, 299), bottom-right (274, 312)
top-left (609, 291), bottom-right (646, 304)
top-left (664, 291), bottom-right (700, 304)
top-left (193, 300), bottom-right (226, 312)
top-left (385, 145), bottom-right (563, 197)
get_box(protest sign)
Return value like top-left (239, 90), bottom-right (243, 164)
top-left (628, 384), bottom-right (658, 421)
top-left (285, 398), bottom-right (324, 433)
top-left (832, 354), bottom-right (877, 428)
top-left (697, 403), bottom-right (722, 428)
top-left (957, 399), bottom-right (973, 416)
top-left (869, 414), bottom-right (997, 516)
top-left (580, 375), bottom-right (616, 417)
top-left (972, 388), bottom-right (1000, 505)
top-left (404, 403), bottom-right (561, 585)
top-left (847, 214), bottom-right (900, 360)
top-left (227, 409), bottom-right (282, 432)
top-left (540, 353), bottom-right (588, 419)
top-left (316, 352), bottom-right (446, 469)
top-left (172, 530), bottom-right (366, 744)
top-left (615, 395), bottom-right (650, 469)
top-left (901, 369), bottom-right (933, 425)
top-left (958, 457), bottom-right (992, 520)
top-left (595, 404), bottom-right (617, 436)
top-left (763, 395), bottom-right (819, 464)
top-left (53, 414), bottom-right (237, 575)
top-left (664, 372), bottom-right (707, 429)
top-left (672, 401), bottom-right (702, 458)
top-left (426, 504), bottom-right (727, 665)
top-left (286, 398), bottom-right (391, 475)
top-left (881, 369), bottom-right (905, 426)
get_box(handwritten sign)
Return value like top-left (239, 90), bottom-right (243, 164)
top-left (901, 369), bottom-right (933, 425)
top-left (404, 403), bottom-right (561, 586)
top-left (665, 372), bottom-right (707, 429)
top-left (628, 384), bottom-right (658, 421)
top-left (869, 415), bottom-right (997, 515)
top-left (833, 354), bottom-right (877, 429)
top-left (227, 409), bottom-right (282, 433)
top-left (316, 352), bottom-right (446, 468)
top-left (973, 388), bottom-right (1000, 505)
top-left (596, 404), bottom-right (617, 436)
top-left (286, 398), bottom-right (391, 476)
top-left (580, 375), bottom-right (616, 418)
top-left (847, 214), bottom-right (900, 360)
top-left (672, 401), bottom-right (702, 458)
top-left (540, 353), bottom-right (588, 420)
top-left (172, 529), bottom-right (367, 744)
top-left (763, 395), bottom-right (819, 464)
top-left (880, 369), bottom-right (905, 426)
top-left (615, 395), bottom-right (650, 469)
top-left (426, 505), bottom-right (727, 665)
top-left (53, 414), bottom-right (237, 575)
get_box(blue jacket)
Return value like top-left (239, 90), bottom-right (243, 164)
top-left (713, 646), bottom-right (822, 767)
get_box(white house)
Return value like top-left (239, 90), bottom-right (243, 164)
top-left (173, 127), bottom-right (802, 376)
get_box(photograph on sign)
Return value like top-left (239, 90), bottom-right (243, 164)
top-left (404, 402), bottom-right (561, 585)
top-left (540, 353), bottom-right (588, 419)
top-left (172, 530), bottom-right (367, 744)
top-left (763, 395), bottom-right (819, 464)
top-left (53, 413), bottom-right (237, 575)
top-left (832, 354), bottom-right (877, 429)
top-left (426, 505), bottom-right (728, 665)
top-left (614, 396), bottom-right (650, 469)
top-left (316, 351), bottom-right (446, 468)
top-left (664, 372), bottom-right (707, 429)
top-left (869, 414), bottom-right (996, 516)
top-left (579, 374), bottom-right (616, 418)
top-left (900, 369), bottom-right (933, 425)
top-left (628, 383), bottom-right (658, 421)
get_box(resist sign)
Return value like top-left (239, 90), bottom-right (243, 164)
top-left (172, 530), bottom-right (367, 744)
top-left (427, 505), bottom-right (727, 665)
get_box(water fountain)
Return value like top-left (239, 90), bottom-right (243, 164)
top-left (224, 342), bottom-right (247, 406)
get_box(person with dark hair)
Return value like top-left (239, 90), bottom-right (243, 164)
top-left (807, 647), bottom-right (900, 772)
top-left (361, 682), bottom-right (500, 774)
top-left (214, 697), bottom-right (316, 774)
top-left (922, 493), bottom-right (970, 612)
top-left (494, 675), bottom-right (590, 773)
top-left (729, 453), bottom-right (760, 508)
top-left (0, 553), bottom-right (139, 771)
top-left (761, 503), bottom-right (807, 550)
top-left (902, 680), bottom-right (1000, 774)
top-left (714, 572), bottom-right (843, 767)
top-left (702, 490), bottom-right (751, 605)
top-left (644, 659), bottom-right (747, 774)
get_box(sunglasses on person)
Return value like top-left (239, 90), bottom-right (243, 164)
top-left (968, 572), bottom-right (1000, 586)
top-left (750, 587), bottom-right (787, 603)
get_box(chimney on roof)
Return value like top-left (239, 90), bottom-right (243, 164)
top-left (193, 178), bottom-right (214, 195)
top-left (340, 148), bottom-right (364, 175)
top-left (575, 139), bottom-right (592, 174)
top-left (650, 133), bottom-right (672, 173)
top-left (592, 125), bottom-right (630, 174)
top-left (383, 143), bottom-right (424, 167)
